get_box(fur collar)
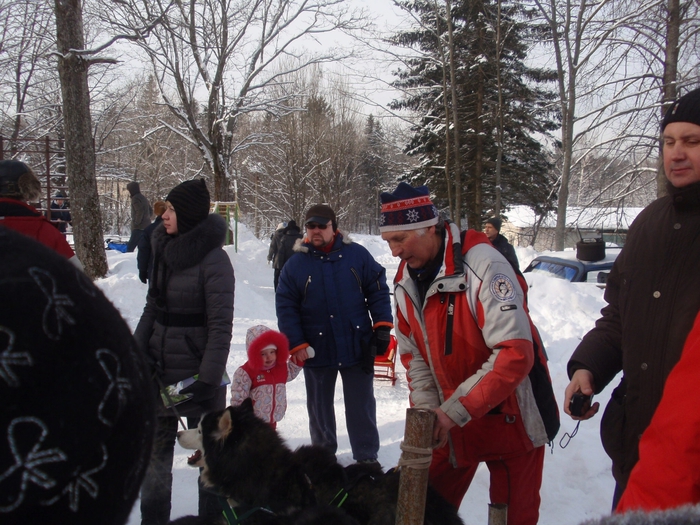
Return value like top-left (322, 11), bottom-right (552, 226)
top-left (152, 213), bottom-right (227, 271)
top-left (293, 229), bottom-right (352, 254)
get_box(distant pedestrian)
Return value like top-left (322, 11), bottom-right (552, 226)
top-left (126, 181), bottom-right (152, 253)
top-left (483, 216), bottom-right (520, 275)
top-left (270, 220), bottom-right (303, 291)
top-left (137, 200), bottom-right (166, 284)
top-left (49, 190), bottom-right (72, 233)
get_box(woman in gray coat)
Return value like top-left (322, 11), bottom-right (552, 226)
top-left (134, 178), bottom-right (235, 525)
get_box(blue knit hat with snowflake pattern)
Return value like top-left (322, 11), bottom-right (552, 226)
top-left (379, 182), bottom-right (439, 232)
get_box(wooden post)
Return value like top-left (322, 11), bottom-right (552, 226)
top-left (395, 408), bottom-right (435, 525)
top-left (488, 503), bottom-right (508, 525)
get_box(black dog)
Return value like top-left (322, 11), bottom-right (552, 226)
top-left (177, 398), bottom-right (464, 525)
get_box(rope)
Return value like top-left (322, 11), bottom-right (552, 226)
top-left (396, 441), bottom-right (433, 469)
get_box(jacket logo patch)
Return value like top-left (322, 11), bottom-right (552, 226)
top-left (489, 274), bottom-right (516, 302)
top-left (500, 304), bottom-right (517, 311)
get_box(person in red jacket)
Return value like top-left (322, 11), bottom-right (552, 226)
top-left (0, 160), bottom-right (82, 270)
top-left (379, 182), bottom-right (558, 525)
top-left (615, 308), bottom-right (700, 513)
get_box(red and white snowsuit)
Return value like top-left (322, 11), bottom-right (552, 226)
top-left (393, 223), bottom-right (558, 525)
top-left (230, 328), bottom-right (301, 428)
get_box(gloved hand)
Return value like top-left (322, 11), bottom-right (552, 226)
top-left (370, 326), bottom-right (392, 357)
top-left (139, 271), bottom-right (148, 284)
top-left (179, 380), bottom-right (218, 404)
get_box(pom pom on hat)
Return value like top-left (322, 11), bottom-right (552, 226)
top-left (166, 178), bottom-right (210, 235)
top-left (661, 88), bottom-right (700, 131)
top-left (379, 182), bottom-right (439, 232)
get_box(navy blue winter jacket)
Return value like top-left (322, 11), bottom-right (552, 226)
top-left (275, 231), bottom-right (393, 368)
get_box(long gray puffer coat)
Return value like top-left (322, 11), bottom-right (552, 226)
top-left (134, 213), bottom-right (235, 417)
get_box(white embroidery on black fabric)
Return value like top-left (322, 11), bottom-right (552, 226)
top-left (0, 417), bottom-right (68, 513)
top-left (0, 327), bottom-right (33, 387)
top-left (96, 349), bottom-right (132, 427)
top-left (42, 443), bottom-right (108, 512)
top-left (28, 267), bottom-right (76, 341)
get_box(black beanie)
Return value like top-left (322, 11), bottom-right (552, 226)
top-left (0, 226), bottom-right (155, 524)
top-left (485, 217), bottom-right (503, 232)
top-left (166, 178), bottom-right (210, 235)
top-left (661, 87), bottom-right (700, 131)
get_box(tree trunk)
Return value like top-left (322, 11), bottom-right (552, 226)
top-left (658, 0), bottom-right (680, 197)
top-left (54, 0), bottom-right (108, 279)
top-left (445, 0), bottom-right (463, 229)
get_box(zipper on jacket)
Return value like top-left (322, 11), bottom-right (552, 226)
top-left (444, 294), bottom-right (455, 356)
top-left (351, 268), bottom-right (362, 291)
top-left (303, 275), bottom-right (312, 303)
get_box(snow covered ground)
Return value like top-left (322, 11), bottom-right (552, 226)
top-left (95, 223), bottom-right (619, 525)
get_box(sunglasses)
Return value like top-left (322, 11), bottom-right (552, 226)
top-left (306, 222), bottom-right (329, 230)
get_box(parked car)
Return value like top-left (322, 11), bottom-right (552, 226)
top-left (523, 246), bottom-right (621, 285)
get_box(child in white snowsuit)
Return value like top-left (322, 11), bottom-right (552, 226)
top-left (230, 324), bottom-right (310, 429)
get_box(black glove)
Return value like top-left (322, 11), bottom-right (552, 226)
top-left (139, 271), bottom-right (148, 284)
top-left (370, 326), bottom-right (392, 357)
top-left (179, 380), bottom-right (218, 404)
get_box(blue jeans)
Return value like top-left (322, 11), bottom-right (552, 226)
top-left (140, 416), bottom-right (220, 525)
top-left (304, 365), bottom-right (380, 462)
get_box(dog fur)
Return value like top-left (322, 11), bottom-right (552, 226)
top-left (176, 398), bottom-right (464, 525)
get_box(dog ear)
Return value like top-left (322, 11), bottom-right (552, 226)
top-left (217, 408), bottom-right (233, 440)
top-left (241, 397), bottom-right (254, 413)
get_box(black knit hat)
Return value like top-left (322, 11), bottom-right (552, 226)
top-left (0, 226), bottom-right (155, 524)
top-left (485, 217), bottom-right (503, 232)
top-left (166, 179), bottom-right (210, 235)
top-left (661, 88), bottom-right (700, 131)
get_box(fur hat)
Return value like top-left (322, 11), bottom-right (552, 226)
top-left (661, 87), bottom-right (700, 131)
top-left (485, 217), bottom-right (503, 232)
top-left (166, 179), bottom-right (210, 235)
top-left (245, 325), bottom-right (290, 371)
top-left (0, 226), bottom-right (155, 524)
top-left (153, 200), bottom-right (167, 217)
top-left (0, 160), bottom-right (42, 201)
top-left (305, 204), bottom-right (337, 230)
top-left (379, 182), bottom-right (438, 232)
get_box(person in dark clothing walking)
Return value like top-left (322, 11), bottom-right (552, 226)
top-left (270, 220), bottom-right (303, 291)
top-left (126, 181), bottom-right (152, 252)
top-left (49, 190), bottom-right (72, 233)
top-left (134, 179), bottom-right (235, 525)
top-left (137, 200), bottom-right (166, 284)
top-left (483, 217), bottom-right (520, 275)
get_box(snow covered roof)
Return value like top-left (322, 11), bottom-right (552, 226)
top-left (504, 205), bottom-right (644, 230)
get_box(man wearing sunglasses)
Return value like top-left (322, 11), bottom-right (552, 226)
top-left (275, 203), bottom-right (393, 465)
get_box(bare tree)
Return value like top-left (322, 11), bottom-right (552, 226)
top-left (104, 0), bottom-right (367, 201)
top-left (54, 0), bottom-right (110, 278)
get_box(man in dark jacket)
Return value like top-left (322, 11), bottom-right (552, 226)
top-left (49, 190), bottom-right (71, 233)
top-left (126, 181), bottom-right (152, 252)
top-left (565, 87), bottom-right (700, 509)
top-left (275, 204), bottom-right (393, 464)
top-left (270, 220), bottom-right (303, 291)
top-left (483, 217), bottom-right (520, 275)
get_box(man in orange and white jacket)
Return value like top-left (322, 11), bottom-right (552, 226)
top-left (380, 183), bottom-right (558, 525)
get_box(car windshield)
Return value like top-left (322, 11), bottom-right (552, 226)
top-left (528, 261), bottom-right (578, 281)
